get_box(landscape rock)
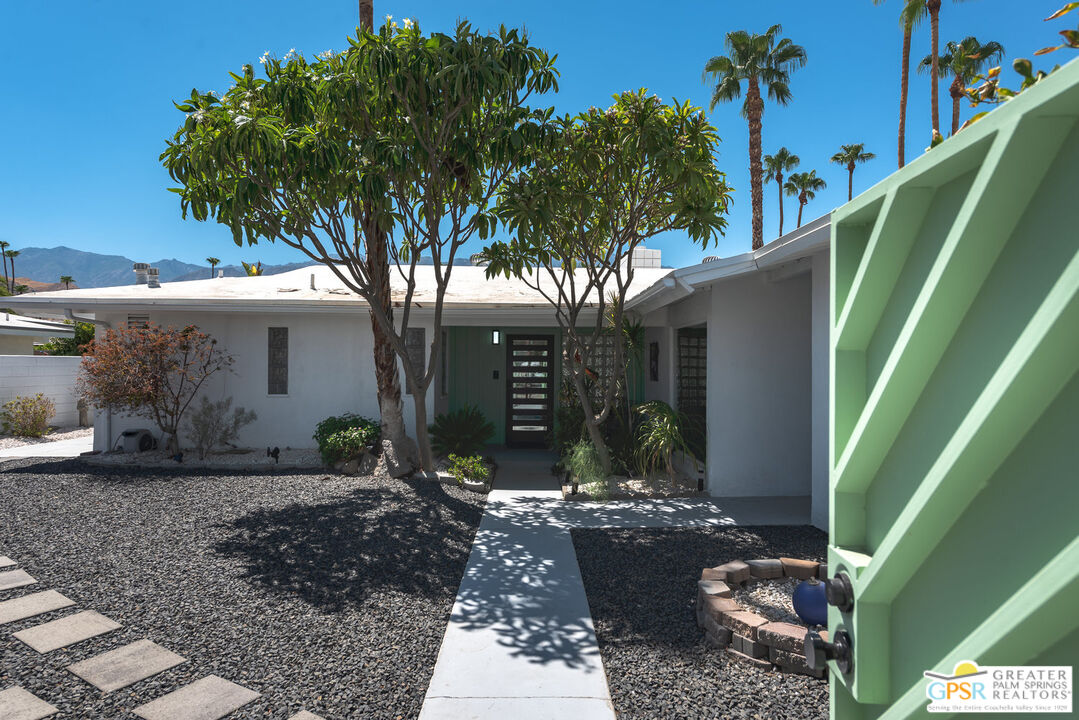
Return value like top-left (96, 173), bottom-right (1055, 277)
top-left (382, 437), bottom-right (417, 478)
top-left (780, 557), bottom-right (820, 580)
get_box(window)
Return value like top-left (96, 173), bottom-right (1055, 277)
top-left (268, 327), bottom-right (288, 395)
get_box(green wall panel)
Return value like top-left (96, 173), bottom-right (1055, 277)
top-left (828, 57), bottom-right (1079, 717)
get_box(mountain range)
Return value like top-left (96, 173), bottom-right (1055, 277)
top-left (8, 246), bottom-right (317, 289)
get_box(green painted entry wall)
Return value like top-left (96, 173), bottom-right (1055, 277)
top-left (446, 327), bottom-right (563, 446)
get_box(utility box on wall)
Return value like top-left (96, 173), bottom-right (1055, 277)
top-left (827, 59), bottom-right (1079, 718)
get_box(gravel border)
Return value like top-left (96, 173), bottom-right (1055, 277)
top-left (572, 525), bottom-right (829, 720)
top-left (0, 427), bottom-right (93, 450)
top-left (0, 457), bottom-right (486, 719)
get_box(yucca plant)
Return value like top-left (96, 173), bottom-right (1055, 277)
top-left (429, 405), bottom-right (495, 458)
top-left (633, 400), bottom-right (699, 482)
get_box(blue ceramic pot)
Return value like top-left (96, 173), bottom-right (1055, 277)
top-left (792, 578), bottom-right (828, 626)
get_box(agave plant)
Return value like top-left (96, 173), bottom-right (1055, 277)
top-left (429, 405), bottom-right (495, 458)
top-left (633, 400), bottom-right (699, 482)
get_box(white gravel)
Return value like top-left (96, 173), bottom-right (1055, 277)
top-left (731, 576), bottom-right (803, 625)
top-left (0, 427), bottom-right (93, 450)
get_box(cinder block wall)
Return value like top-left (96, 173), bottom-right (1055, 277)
top-left (0, 356), bottom-right (84, 426)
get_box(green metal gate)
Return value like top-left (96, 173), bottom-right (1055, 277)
top-left (826, 58), bottom-right (1079, 718)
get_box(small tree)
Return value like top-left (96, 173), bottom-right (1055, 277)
top-left (79, 324), bottom-right (233, 453)
top-left (483, 91), bottom-right (731, 474)
top-left (60, 275), bottom-right (74, 289)
top-left (206, 257), bottom-right (220, 278)
top-left (41, 321), bottom-right (95, 356)
top-left (161, 21), bottom-right (558, 470)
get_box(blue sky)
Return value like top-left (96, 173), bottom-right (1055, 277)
top-left (0, 0), bottom-right (1067, 270)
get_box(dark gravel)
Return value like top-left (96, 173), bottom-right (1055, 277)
top-left (572, 525), bottom-right (829, 720)
top-left (0, 457), bottom-right (486, 719)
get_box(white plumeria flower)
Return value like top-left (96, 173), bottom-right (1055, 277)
top-left (385, 14), bottom-right (392, 21)
top-left (402, 17), bottom-right (413, 28)
top-left (259, 51), bottom-right (270, 64)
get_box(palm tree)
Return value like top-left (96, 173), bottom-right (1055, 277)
top-left (831, 144), bottom-right (876, 201)
top-left (13, 284), bottom-right (29, 295)
top-left (0, 240), bottom-right (9, 293)
top-left (763, 148), bottom-right (800, 237)
top-left (704, 25), bottom-right (807, 250)
top-left (918, 36), bottom-right (1004, 135)
top-left (4, 250), bottom-right (19, 292)
top-left (784, 171), bottom-right (826, 228)
top-left (874, 0), bottom-right (929, 168)
top-left (60, 275), bottom-right (74, 290)
top-left (926, 0), bottom-right (973, 138)
top-left (206, 257), bottom-right (221, 278)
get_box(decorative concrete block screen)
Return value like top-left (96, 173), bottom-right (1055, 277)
top-left (828, 58), bottom-right (1079, 717)
top-left (0, 356), bottom-right (84, 426)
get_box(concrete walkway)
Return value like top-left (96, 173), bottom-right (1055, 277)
top-left (0, 435), bottom-right (92, 460)
top-left (419, 451), bottom-right (810, 719)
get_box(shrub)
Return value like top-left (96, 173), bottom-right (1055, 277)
top-left (314, 413), bottom-right (380, 465)
top-left (184, 396), bottom-right (257, 460)
top-left (78, 323), bottom-right (233, 453)
top-left (39, 322), bottom-right (95, 356)
top-left (447, 453), bottom-right (490, 488)
top-left (1, 394), bottom-right (56, 438)
top-left (429, 405), bottom-right (495, 458)
top-left (564, 439), bottom-right (609, 500)
top-left (633, 400), bottom-right (699, 480)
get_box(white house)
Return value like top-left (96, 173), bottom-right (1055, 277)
top-left (5, 216), bottom-right (831, 528)
top-left (0, 312), bottom-right (74, 355)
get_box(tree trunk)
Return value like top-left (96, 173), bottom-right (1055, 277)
top-left (797, 193), bottom-right (806, 228)
top-left (358, 0), bottom-right (414, 474)
top-left (847, 162), bottom-right (855, 202)
top-left (950, 77), bottom-right (963, 135)
top-left (411, 389), bottom-right (434, 472)
top-left (928, 0), bottom-right (942, 136)
top-left (358, 0), bottom-right (373, 31)
top-left (8, 257), bottom-right (14, 291)
top-left (1, 255), bottom-right (7, 294)
top-left (776, 175), bottom-right (785, 237)
top-left (747, 79), bottom-right (765, 251)
top-left (899, 24), bottom-right (911, 168)
top-left (571, 369), bottom-right (613, 476)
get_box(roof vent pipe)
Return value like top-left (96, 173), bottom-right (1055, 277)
top-left (310, 273), bottom-right (316, 290)
top-left (147, 267), bottom-right (160, 289)
top-left (703, 256), bottom-right (720, 263)
top-left (217, 269), bottom-right (224, 278)
top-left (133, 262), bottom-right (149, 285)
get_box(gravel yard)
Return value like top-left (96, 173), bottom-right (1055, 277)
top-left (572, 525), bottom-right (829, 720)
top-left (0, 457), bottom-right (486, 719)
top-left (0, 426), bottom-right (92, 450)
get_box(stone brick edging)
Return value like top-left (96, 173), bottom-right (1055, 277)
top-left (695, 557), bottom-right (829, 678)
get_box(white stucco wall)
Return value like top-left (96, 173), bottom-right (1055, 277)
top-left (92, 310), bottom-right (433, 452)
top-left (705, 271), bottom-right (813, 498)
top-left (810, 251), bottom-right (830, 530)
top-left (0, 355), bottom-right (84, 426)
top-left (0, 335), bottom-right (35, 355)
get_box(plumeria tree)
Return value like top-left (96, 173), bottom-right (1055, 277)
top-left (79, 324), bottom-right (233, 453)
top-left (161, 21), bottom-right (558, 470)
top-left (483, 91), bottom-right (732, 474)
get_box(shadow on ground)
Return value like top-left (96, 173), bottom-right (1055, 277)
top-left (213, 480), bottom-right (484, 612)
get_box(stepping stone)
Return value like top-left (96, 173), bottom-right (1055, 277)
top-left (0, 686), bottom-right (58, 720)
top-left (289, 712), bottom-right (325, 720)
top-left (13, 610), bottom-right (121, 653)
top-left (133, 675), bottom-right (260, 720)
top-left (0, 569), bottom-right (37, 591)
top-left (0, 590), bottom-right (75, 625)
top-left (68, 639), bottom-right (186, 692)
top-left (0, 556), bottom-right (16, 569)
